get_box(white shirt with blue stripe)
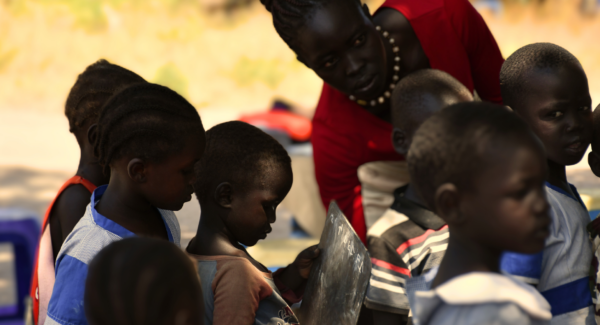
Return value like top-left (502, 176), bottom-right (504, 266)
top-left (44, 185), bottom-right (180, 325)
top-left (501, 182), bottom-right (594, 324)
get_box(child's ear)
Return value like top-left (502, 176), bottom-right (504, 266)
top-left (589, 151), bottom-right (600, 177)
top-left (127, 158), bottom-right (147, 183)
top-left (392, 127), bottom-right (409, 156)
top-left (434, 183), bottom-right (466, 225)
top-left (214, 182), bottom-right (233, 208)
top-left (362, 3), bottom-right (372, 19)
top-left (87, 124), bottom-right (98, 146)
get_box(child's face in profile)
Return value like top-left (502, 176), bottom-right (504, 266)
top-left (141, 134), bottom-right (205, 211)
top-left (460, 143), bottom-right (550, 254)
top-left (226, 164), bottom-right (292, 246)
top-left (515, 63), bottom-right (592, 166)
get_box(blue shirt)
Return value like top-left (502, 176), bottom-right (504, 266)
top-left (501, 183), bottom-right (594, 324)
top-left (44, 185), bottom-right (180, 325)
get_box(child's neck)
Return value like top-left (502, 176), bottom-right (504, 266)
top-left (186, 207), bottom-right (245, 257)
top-left (75, 151), bottom-right (106, 186)
top-left (95, 175), bottom-right (168, 240)
top-left (431, 234), bottom-right (501, 289)
top-left (546, 159), bottom-right (575, 198)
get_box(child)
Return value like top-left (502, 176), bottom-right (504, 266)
top-left (44, 83), bottom-right (205, 325)
top-left (407, 102), bottom-right (552, 324)
top-left (499, 43), bottom-right (595, 324)
top-left (364, 69), bottom-right (473, 324)
top-left (586, 103), bottom-right (600, 322)
top-left (85, 237), bottom-right (204, 325)
top-left (186, 121), bottom-right (319, 325)
top-left (31, 59), bottom-right (146, 325)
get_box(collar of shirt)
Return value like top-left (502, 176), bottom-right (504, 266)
top-left (90, 185), bottom-right (136, 238)
top-left (391, 186), bottom-right (445, 230)
top-left (413, 267), bottom-right (552, 321)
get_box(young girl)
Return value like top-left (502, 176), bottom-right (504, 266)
top-left (85, 237), bottom-right (204, 325)
top-left (31, 60), bottom-right (146, 325)
top-left (45, 83), bottom-right (205, 325)
top-left (186, 121), bottom-right (319, 325)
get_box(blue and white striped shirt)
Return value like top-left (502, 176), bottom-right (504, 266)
top-left (44, 185), bottom-right (180, 325)
top-left (501, 183), bottom-right (594, 324)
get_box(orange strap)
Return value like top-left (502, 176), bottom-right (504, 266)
top-left (31, 176), bottom-right (96, 325)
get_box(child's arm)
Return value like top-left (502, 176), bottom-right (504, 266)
top-left (49, 185), bottom-right (92, 258)
top-left (274, 245), bottom-right (320, 303)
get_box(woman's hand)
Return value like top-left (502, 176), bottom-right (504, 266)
top-left (292, 244), bottom-right (320, 279)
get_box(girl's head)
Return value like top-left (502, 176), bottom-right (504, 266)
top-left (85, 237), bottom-right (204, 325)
top-left (261, 0), bottom-right (388, 100)
top-left (94, 83), bottom-right (205, 211)
top-left (194, 121), bottom-right (292, 246)
top-left (66, 59), bottom-right (146, 139)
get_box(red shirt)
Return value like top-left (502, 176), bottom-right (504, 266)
top-left (312, 0), bottom-right (504, 243)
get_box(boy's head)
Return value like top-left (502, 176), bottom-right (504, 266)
top-left (262, 0), bottom-right (394, 115)
top-left (500, 43), bottom-right (593, 167)
top-left (408, 102), bottom-right (550, 254)
top-left (194, 121), bottom-right (292, 246)
top-left (588, 104), bottom-right (600, 176)
top-left (94, 83), bottom-right (205, 211)
top-left (85, 237), bottom-right (203, 325)
top-left (391, 69), bottom-right (473, 156)
top-left (66, 59), bottom-right (146, 143)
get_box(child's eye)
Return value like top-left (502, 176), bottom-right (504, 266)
top-left (580, 106), bottom-right (590, 111)
top-left (353, 35), bottom-right (365, 47)
top-left (324, 58), bottom-right (338, 68)
top-left (549, 111), bottom-right (563, 118)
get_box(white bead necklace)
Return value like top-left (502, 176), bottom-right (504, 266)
top-left (349, 25), bottom-right (401, 107)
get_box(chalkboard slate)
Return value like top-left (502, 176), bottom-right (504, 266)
top-left (300, 201), bottom-right (372, 325)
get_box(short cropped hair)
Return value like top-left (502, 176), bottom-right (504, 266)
top-left (500, 43), bottom-right (580, 109)
top-left (65, 59), bottom-right (146, 133)
top-left (408, 102), bottom-right (536, 209)
top-left (194, 121), bottom-right (291, 201)
top-left (94, 83), bottom-right (204, 172)
top-left (592, 104), bottom-right (600, 152)
top-left (391, 69), bottom-right (471, 128)
top-left (85, 237), bottom-right (203, 325)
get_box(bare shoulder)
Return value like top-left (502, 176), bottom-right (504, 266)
top-left (51, 184), bottom-right (93, 232)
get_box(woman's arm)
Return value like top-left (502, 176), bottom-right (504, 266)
top-left (446, 0), bottom-right (504, 104)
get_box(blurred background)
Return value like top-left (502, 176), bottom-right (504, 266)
top-left (1, 0), bottom-right (600, 323)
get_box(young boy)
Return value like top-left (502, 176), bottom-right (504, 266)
top-left (85, 237), bottom-right (204, 325)
top-left (364, 69), bottom-right (473, 324)
top-left (499, 43), bottom-right (595, 324)
top-left (31, 59), bottom-right (146, 325)
top-left (186, 121), bottom-right (319, 325)
top-left (45, 83), bottom-right (205, 325)
top-left (407, 102), bottom-right (552, 324)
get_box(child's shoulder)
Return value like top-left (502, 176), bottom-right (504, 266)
top-left (56, 206), bottom-right (122, 266)
top-left (414, 272), bottom-right (551, 324)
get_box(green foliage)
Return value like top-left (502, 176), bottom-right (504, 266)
top-left (153, 62), bottom-right (189, 98)
top-left (228, 56), bottom-right (292, 89)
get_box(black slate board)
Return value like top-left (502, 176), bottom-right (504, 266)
top-left (300, 201), bottom-right (372, 325)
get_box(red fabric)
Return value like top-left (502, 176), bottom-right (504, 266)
top-left (240, 110), bottom-right (312, 142)
top-left (30, 176), bottom-right (96, 325)
top-left (312, 0), bottom-right (504, 244)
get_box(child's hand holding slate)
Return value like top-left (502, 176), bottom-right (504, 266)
top-left (279, 245), bottom-right (320, 290)
top-left (293, 244), bottom-right (320, 279)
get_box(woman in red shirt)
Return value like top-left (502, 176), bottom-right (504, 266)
top-left (260, 0), bottom-right (503, 244)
